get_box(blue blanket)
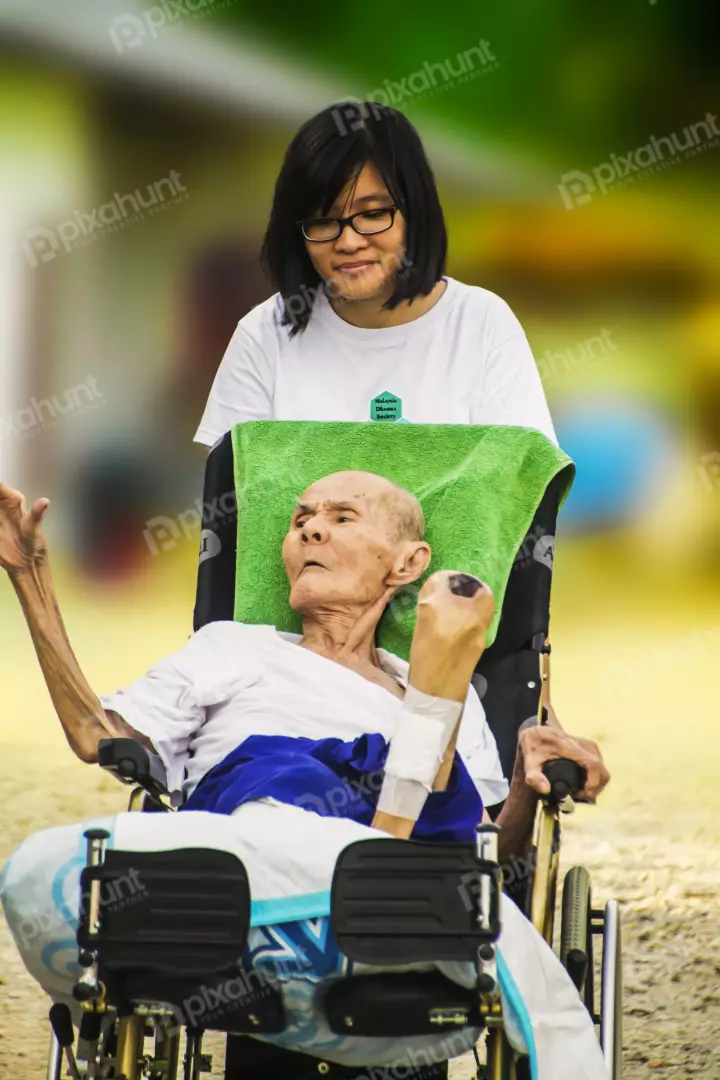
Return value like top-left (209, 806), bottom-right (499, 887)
top-left (183, 733), bottom-right (483, 842)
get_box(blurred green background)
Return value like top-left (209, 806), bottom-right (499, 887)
top-left (1, 0), bottom-right (718, 738)
top-left (1, 3), bottom-right (719, 1075)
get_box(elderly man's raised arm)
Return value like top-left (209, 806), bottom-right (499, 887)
top-left (0, 483), bottom-right (155, 763)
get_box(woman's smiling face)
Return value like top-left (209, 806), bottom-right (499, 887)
top-left (302, 161), bottom-right (407, 303)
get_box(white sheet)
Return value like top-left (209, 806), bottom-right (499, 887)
top-left (0, 805), bottom-right (609, 1079)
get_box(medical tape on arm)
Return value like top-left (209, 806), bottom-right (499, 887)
top-left (376, 685), bottom-right (463, 820)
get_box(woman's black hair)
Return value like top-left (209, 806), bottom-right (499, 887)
top-left (260, 102), bottom-right (448, 336)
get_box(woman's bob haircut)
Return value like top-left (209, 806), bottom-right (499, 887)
top-left (261, 102), bottom-right (448, 336)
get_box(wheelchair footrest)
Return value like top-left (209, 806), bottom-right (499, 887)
top-left (121, 970), bottom-right (286, 1034)
top-left (322, 972), bottom-right (482, 1037)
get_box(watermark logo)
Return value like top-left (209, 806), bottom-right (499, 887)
top-left (176, 968), bottom-right (281, 1031)
top-left (511, 523), bottom-right (552, 573)
top-left (331, 40), bottom-right (498, 133)
top-left (697, 451), bottom-right (720, 492)
top-left (558, 112), bottom-right (720, 208)
top-left (458, 849), bottom-right (537, 911)
top-left (15, 866), bottom-right (148, 952)
top-left (143, 488), bottom-right (238, 556)
top-left (537, 327), bottom-right (618, 387)
top-left (282, 248), bottom-right (414, 327)
top-left (0, 376), bottom-right (105, 443)
top-left (22, 172), bottom-right (189, 266)
top-left (295, 769), bottom-right (386, 818)
top-left (353, 1030), bottom-right (474, 1079)
top-left (109, 0), bottom-right (235, 53)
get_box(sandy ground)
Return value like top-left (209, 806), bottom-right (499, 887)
top-left (1, 549), bottom-right (718, 1079)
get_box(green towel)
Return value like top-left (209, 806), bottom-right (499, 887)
top-left (231, 422), bottom-right (574, 659)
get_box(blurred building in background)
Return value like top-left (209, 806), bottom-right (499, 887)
top-left (1, 0), bottom-right (537, 577)
top-left (0, 0), bottom-right (718, 583)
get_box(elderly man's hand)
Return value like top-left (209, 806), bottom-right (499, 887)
top-left (0, 483), bottom-right (50, 576)
top-left (518, 725), bottom-right (610, 803)
top-left (409, 570), bottom-right (495, 702)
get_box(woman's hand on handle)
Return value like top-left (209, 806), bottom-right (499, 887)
top-left (0, 482), bottom-right (50, 575)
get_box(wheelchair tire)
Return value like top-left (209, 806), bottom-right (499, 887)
top-left (600, 899), bottom-right (623, 1080)
top-left (560, 866), bottom-right (594, 1017)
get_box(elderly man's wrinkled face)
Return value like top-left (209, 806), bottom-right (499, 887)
top-left (282, 471), bottom-right (428, 613)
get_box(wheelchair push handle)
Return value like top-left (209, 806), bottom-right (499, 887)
top-left (541, 758), bottom-right (587, 802)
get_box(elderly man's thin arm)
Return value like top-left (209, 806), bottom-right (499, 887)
top-left (495, 752), bottom-right (539, 863)
top-left (9, 560), bottom-right (155, 763)
top-left (372, 571), bottom-right (495, 839)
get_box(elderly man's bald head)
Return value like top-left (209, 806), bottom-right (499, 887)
top-left (303, 471), bottom-right (424, 543)
top-left (283, 471), bottom-right (430, 614)
top-left (374, 481), bottom-right (425, 543)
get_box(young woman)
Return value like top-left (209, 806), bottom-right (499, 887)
top-left (192, 102), bottom-right (560, 1080)
top-left (194, 102), bottom-right (556, 447)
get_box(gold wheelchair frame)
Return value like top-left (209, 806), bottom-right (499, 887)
top-left (47, 647), bottom-right (621, 1080)
top-left (484, 649), bottom-right (622, 1079)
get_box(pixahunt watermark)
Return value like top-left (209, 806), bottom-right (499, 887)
top-left (537, 328), bottom-right (618, 387)
top-left (15, 867), bottom-right (147, 952)
top-left (145, 436), bottom-right (368, 558)
top-left (282, 249), bottom-right (414, 327)
top-left (332, 41), bottom-right (498, 133)
top-left (109, 0), bottom-right (235, 53)
top-left (295, 769), bottom-right (386, 818)
top-left (143, 488), bottom-right (239, 557)
top-left (512, 523), bottom-right (554, 574)
top-left (384, 581), bottom-right (489, 698)
top-left (166, 962), bottom-right (307, 1035)
top-left (22, 171), bottom-right (189, 266)
top-left (385, 580), bottom-right (422, 625)
top-left (697, 451), bottom-right (720, 492)
top-left (459, 849), bottom-right (537, 909)
top-left (558, 112), bottom-right (720, 208)
top-left (164, 978), bottom-right (472, 1065)
top-left (353, 1031), bottom-right (475, 1080)
top-left (0, 376), bottom-right (104, 443)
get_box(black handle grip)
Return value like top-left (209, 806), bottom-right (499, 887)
top-left (49, 1002), bottom-right (75, 1047)
top-left (542, 758), bottom-right (587, 802)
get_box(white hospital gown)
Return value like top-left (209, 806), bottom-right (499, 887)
top-left (99, 620), bottom-right (509, 807)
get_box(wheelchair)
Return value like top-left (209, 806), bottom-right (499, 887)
top-left (43, 432), bottom-right (622, 1080)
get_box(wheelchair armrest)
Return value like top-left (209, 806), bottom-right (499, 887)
top-left (98, 738), bottom-right (169, 802)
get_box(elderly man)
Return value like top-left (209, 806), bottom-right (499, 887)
top-left (0, 473), bottom-right (608, 856)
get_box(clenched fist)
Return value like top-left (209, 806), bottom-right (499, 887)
top-left (408, 570), bottom-right (495, 702)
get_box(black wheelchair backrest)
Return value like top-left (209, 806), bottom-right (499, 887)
top-left (193, 430), bottom-right (566, 788)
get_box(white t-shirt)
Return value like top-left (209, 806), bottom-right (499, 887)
top-left (100, 620), bottom-right (509, 808)
top-left (194, 277), bottom-right (556, 446)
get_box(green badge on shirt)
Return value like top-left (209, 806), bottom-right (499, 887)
top-left (371, 391), bottom-right (402, 422)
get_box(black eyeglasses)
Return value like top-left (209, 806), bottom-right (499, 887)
top-left (297, 206), bottom-right (398, 242)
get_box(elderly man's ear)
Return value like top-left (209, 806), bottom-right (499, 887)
top-left (386, 542), bottom-right (432, 588)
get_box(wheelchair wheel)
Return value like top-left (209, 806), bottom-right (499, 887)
top-left (600, 899), bottom-right (623, 1080)
top-left (559, 866), bottom-right (594, 1017)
